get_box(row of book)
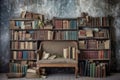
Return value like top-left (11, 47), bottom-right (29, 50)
top-left (29, 31), bottom-right (77, 40)
top-left (11, 42), bottom-right (37, 50)
top-left (63, 47), bottom-right (76, 59)
top-left (53, 19), bottom-right (77, 29)
top-left (79, 40), bottom-right (110, 49)
top-left (9, 63), bottom-right (28, 74)
top-left (79, 60), bottom-right (108, 77)
top-left (55, 31), bottom-right (78, 40)
top-left (12, 51), bottom-right (36, 60)
top-left (11, 31), bottom-right (34, 40)
top-left (10, 20), bottom-right (40, 29)
top-left (78, 17), bottom-right (110, 27)
top-left (33, 30), bottom-right (53, 40)
top-left (79, 50), bottom-right (111, 59)
top-left (79, 29), bottom-right (109, 38)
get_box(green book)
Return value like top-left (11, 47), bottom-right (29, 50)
top-left (90, 63), bottom-right (93, 77)
top-left (92, 63), bottom-right (95, 77)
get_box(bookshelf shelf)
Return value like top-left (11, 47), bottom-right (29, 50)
top-left (78, 26), bottom-right (111, 28)
top-left (52, 29), bottom-right (77, 31)
top-left (10, 18), bottom-right (39, 21)
top-left (11, 49), bottom-right (37, 51)
top-left (79, 37), bottom-right (110, 40)
top-left (10, 59), bottom-right (37, 61)
top-left (10, 40), bottom-right (38, 41)
top-left (79, 59), bottom-right (110, 61)
top-left (79, 49), bottom-right (110, 51)
top-left (10, 29), bottom-right (53, 31)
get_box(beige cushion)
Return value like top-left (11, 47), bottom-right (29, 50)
top-left (37, 58), bottom-right (77, 64)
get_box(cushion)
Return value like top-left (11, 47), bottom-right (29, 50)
top-left (37, 58), bottom-right (77, 64)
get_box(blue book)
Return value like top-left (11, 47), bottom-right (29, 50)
top-left (15, 21), bottom-right (21, 27)
top-left (70, 20), bottom-right (77, 29)
top-left (87, 61), bottom-right (90, 76)
top-left (22, 51), bottom-right (28, 59)
top-left (84, 60), bottom-right (88, 76)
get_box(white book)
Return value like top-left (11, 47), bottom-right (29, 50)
top-left (63, 48), bottom-right (68, 59)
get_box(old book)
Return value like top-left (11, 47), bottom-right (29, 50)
top-left (13, 51), bottom-right (17, 59)
top-left (20, 21), bottom-right (25, 29)
top-left (54, 20), bottom-right (63, 29)
top-left (21, 11), bottom-right (26, 18)
top-left (20, 42), bottom-right (25, 49)
top-left (29, 42), bottom-right (33, 49)
top-left (86, 30), bottom-right (93, 37)
top-left (79, 30), bottom-right (86, 38)
top-left (30, 51), bottom-right (35, 59)
top-left (63, 20), bottom-right (69, 29)
top-left (18, 51), bottom-right (22, 59)
top-left (79, 41), bottom-right (86, 49)
top-left (48, 55), bottom-right (56, 60)
top-left (27, 69), bottom-right (36, 73)
top-left (42, 51), bottom-right (50, 59)
top-left (22, 51), bottom-right (28, 59)
top-left (70, 20), bottom-right (77, 29)
top-left (63, 48), bottom-right (68, 59)
top-left (104, 40), bottom-right (110, 49)
top-left (25, 12), bottom-right (32, 19)
top-left (72, 47), bottom-right (76, 59)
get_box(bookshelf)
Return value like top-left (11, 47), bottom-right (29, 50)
top-left (9, 18), bottom-right (41, 76)
top-left (9, 12), bottom-right (112, 78)
top-left (78, 14), bottom-right (112, 77)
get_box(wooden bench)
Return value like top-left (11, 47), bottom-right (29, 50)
top-left (36, 41), bottom-right (78, 78)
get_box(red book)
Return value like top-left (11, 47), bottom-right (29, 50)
top-left (18, 51), bottom-right (22, 59)
top-left (54, 20), bottom-right (63, 29)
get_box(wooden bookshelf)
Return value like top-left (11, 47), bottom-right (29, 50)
top-left (78, 15), bottom-right (112, 77)
top-left (9, 14), bottom-right (112, 78)
top-left (9, 18), bottom-right (40, 76)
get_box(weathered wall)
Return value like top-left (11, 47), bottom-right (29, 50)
top-left (0, 0), bottom-right (120, 72)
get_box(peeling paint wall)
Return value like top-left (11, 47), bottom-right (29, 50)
top-left (0, 0), bottom-right (120, 72)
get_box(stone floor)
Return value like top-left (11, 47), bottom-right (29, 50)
top-left (0, 73), bottom-right (120, 80)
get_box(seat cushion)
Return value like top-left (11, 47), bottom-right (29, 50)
top-left (37, 58), bottom-right (77, 64)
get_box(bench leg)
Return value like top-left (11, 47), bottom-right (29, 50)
top-left (75, 66), bottom-right (78, 78)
